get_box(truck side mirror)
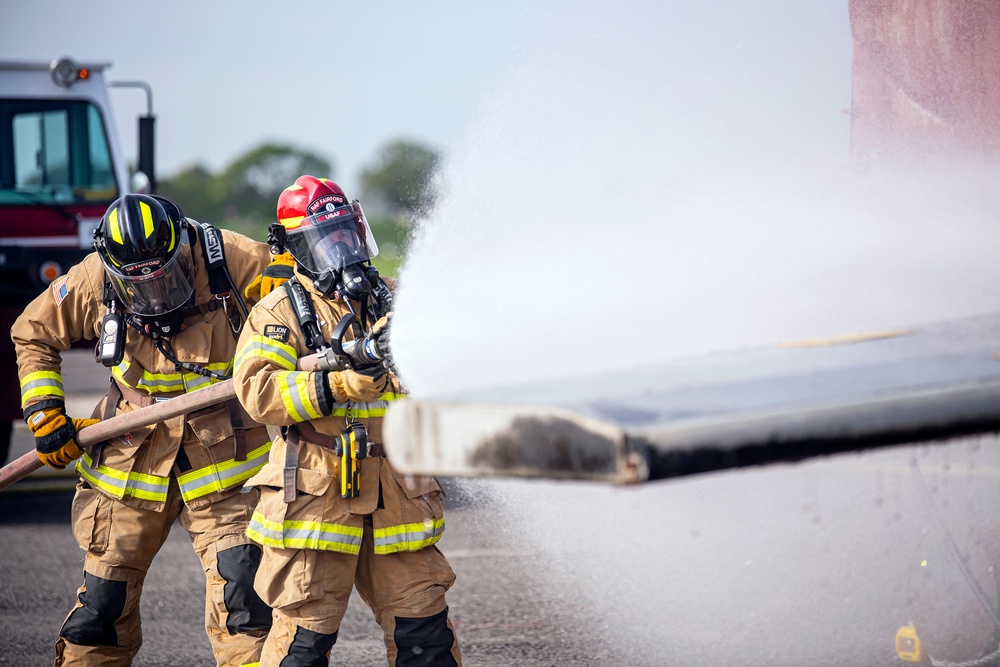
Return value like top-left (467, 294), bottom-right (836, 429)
top-left (130, 171), bottom-right (151, 195)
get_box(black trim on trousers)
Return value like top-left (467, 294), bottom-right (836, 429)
top-left (217, 543), bottom-right (273, 634)
top-left (279, 626), bottom-right (338, 667)
top-left (394, 607), bottom-right (458, 666)
top-left (59, 572), bottom-right (128, 647)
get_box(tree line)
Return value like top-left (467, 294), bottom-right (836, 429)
top-left (157, 138), bottom-right (439, 276)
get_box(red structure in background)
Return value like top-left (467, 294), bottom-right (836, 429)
top-left (849, 0), bottom-right (1000, 168)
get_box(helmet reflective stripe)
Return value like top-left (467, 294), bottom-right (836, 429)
top-left (278, 184), bottom-right (307, 229)
top-left (177, 441), bottom-right (271, 502)
top-left (139, 200), bottom-right (155, 238)
top-left (373, 517), bottom-right (445, 554)
top-left (135, 200), bottom-right (177, 252)
top-left (108, 206), bottom-right (123, 249)
top-left (247, 510), bottom-right (364, 553)
top-left (280, 215), bottom-right (306, 229)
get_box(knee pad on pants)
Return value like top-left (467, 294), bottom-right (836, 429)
top-left (59, 572), bottom-right (127, 646)
top-left (279, 626), bottom-right (338, 667)
top-left (394, 607), bottom-right (458, 667)
top-left (217, 543), bottom-right (273, 634)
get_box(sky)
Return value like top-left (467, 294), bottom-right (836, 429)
top-left (8, 1), bottom-right (997, 395)
top-left (385, 1), bottom-right (1000, 396)
top-left (1, 1), bottom-right (557, 196)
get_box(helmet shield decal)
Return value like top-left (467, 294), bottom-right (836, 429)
top-left (284, 201), bottom-right (379, 275)
top-left (103, 239), bottom-right (195, 315)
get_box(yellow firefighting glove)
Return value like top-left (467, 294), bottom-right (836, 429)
top-left (370, 312), bottom-right (391, 342)
top-left (244, 251), bottom-right (296, 301)
top-left (25, 402), bottom-right (99, 469)
top-left (323, 368), bottom-right (389, 405)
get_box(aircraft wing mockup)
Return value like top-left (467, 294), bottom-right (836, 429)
top-left (384, 312), bottom-right (1000, 484)
top-left (384, 1), bottom-right (1000, 486)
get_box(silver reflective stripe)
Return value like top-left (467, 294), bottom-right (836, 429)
top-left (236, 336), bottom-right (297, 371)
top-left (279, 371), bottom-right (319, 422)
top-left (76, 452), bottom-right (170, 502)
top-left (177, 442), bottom-right (271, 501)
top-left (246, 511), bottom-right (363, 554)
top-left (329, 398), bottom-right (391, 418)
top-left (373, 517), bottom-right (445, 554)
top-left (19, 371), bottom-right (65, 404)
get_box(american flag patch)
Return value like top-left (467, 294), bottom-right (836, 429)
top-left (51, 276), bottom-right (69, 306)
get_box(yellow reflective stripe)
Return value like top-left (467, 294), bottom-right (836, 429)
top-left (177, 441), bottom-right (271, 502)
top-left (329, 405), bottom-right (388, 418)
top-left (327, 391), bottom-right (404, 418)
top-left (20, 370), bottom-right (65, 404)
top-left (235, 334), bottom-right (297, 372)
top-left (76, 452), bottom-right (170, 502)
top-left (109, 206), bottom-right (123, 246)
top-left (113, 360), bottom-right (232, 394)
top-left (373, 517), bottom-right (446, 554)
top-left (277, 371), bottom-right (321, 422)
top-left (139, 199), bottom-right (154, 238)
top-left (278, 184), bottom-right (306, 229)
top-left (279, 214), bottom-right (305, 229)
top-left (246, 510), bottom-right (363, 554)
top-left (168, 213), bottom-right (176, 252)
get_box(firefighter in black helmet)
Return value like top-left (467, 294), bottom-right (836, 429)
top-left (12, 192), bottom-right (276, 666)
top-left (95, 193), bottom-right (197, 333)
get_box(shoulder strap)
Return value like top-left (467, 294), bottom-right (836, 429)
top-left (284, 276), bottom-right (327, 352)
top-left (188, 219), bottom-right (229, 295)
top-left (188, 219), bottom-right (249, 333)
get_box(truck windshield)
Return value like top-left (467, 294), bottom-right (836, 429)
top-left (0, 99), bottom-right (119, 205)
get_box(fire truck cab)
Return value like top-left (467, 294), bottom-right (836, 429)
top-left (0, 57), bottom-right (155, 464)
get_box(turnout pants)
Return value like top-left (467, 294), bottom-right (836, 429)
top-left (54, 478), bottom-right (271, 667)
top-left (256, 515), bottom-right (462, 667)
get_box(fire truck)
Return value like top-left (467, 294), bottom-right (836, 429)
top-left (0, 57), bottom-right (156, 464)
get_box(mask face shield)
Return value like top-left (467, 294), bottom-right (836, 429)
top-left (102, 239), bottom-right (195, 315)
top-left (283, 201), bottom-right (379, 275)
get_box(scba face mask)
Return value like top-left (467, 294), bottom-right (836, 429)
top-left (103, 238), bottom-right (196, 319)
top-left (283, 200), bottom-right (380, 299)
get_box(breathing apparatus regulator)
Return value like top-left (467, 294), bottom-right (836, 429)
top-left (93, 193), bottom-right (248, 381)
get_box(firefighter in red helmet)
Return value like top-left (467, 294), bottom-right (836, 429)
top-left (12, 193), bottom-right (275, 666)
top-left (234, 176), bottom-right (462, 666)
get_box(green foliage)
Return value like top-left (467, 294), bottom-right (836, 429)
top-left (367, 215), bottom-right (414, 278)
top-left (157, 140), bottom-right (420, 277)
top-left (156, 164), bottom-right (224, 224)
top-left (359, 139), bottom-right (439, 219)
top-left (218, 143), bottom-right (332, 233)
top-left (157, 142), bottom-right (332, 242)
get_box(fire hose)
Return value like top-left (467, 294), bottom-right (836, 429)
top-left (0, 319), bottom-right (387, 493)
top-left (0, 379), bottom-right (236, 492)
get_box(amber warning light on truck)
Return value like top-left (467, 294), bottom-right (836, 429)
top-left (49, 57), bottom-right (91, 88)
